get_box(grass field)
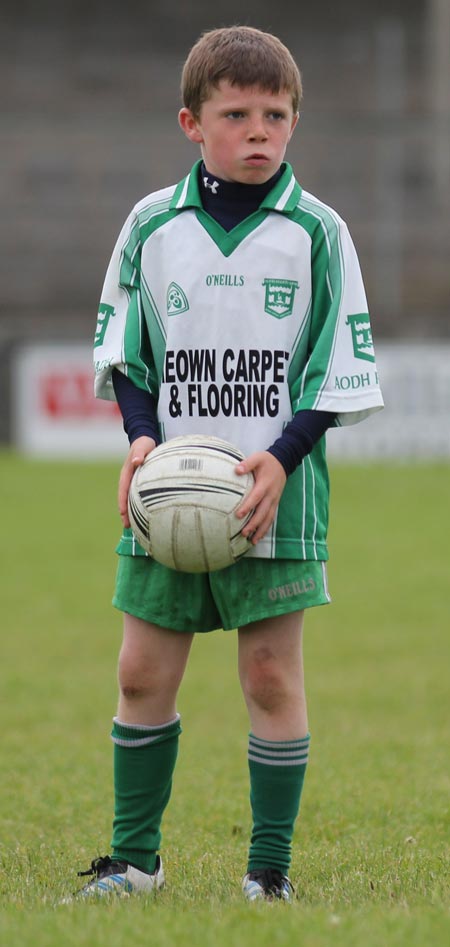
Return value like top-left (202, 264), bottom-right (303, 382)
top-left (0, 451), bottom-right (448, 946)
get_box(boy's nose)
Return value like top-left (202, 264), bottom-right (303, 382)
top-left (247, 118), bottom-right (268, 141)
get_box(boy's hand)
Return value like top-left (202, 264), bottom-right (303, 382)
top-left (118, 436), bottom-right (157, 528)
top-left (235, 451), bottom-right (287, 545)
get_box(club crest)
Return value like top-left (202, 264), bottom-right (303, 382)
top-left (263, 278), bottom-right (299, 318)
top-left (94, 303), bottom-right (115, 347)
top-left (346, 313), bottom-right (375, 362)
top-left (167, 282), bottom-right (189, 316)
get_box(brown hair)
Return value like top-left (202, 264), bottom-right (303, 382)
top-left (181, 26), bottom-right (302, 118)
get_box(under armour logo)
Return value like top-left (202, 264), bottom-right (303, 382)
top-left (203, 176), bottom-right (219, 194)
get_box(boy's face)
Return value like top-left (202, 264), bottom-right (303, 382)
top-left (179, 80), bottom-right (298, 185)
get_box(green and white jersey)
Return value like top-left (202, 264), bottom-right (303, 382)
top-left (94, 160), bottom-right (383, 561)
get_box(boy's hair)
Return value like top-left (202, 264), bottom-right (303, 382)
top-left (181, 26), bottom-right (302, 118)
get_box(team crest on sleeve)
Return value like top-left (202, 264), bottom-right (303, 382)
top-left (346, 313), bottom-right (375, 362)
top-left (167, 282), bottom-right (189, 316)
top-left (94, 303), bottom-right (115, 347)
top-left (262, 278), bottom-right (299, 318)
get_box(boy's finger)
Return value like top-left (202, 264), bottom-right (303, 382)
top-left (235, 453), bottom-right (260, 475)
top-left (236, 487), bottom-right (261, 519)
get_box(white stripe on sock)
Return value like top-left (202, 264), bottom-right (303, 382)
top-left (248, 753), bottom-right (308, 767)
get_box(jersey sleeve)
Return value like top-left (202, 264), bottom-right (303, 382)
top-left (291, 216), bottom-right (384, 426)
top-left (93, 209), bottom-right (157, 402)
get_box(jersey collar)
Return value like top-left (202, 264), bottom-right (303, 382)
top-left (170, 159), bottom-right (302, 215)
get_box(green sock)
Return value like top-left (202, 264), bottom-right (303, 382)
top-left (247, 732), bottom-right (310, 876)
top-left (110, 715), bottom-right (182, 874)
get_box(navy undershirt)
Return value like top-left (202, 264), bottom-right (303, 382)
top-left (200, 162), bottom-right (282, 228)
top-left (112, 163), bottom-right (335, 476)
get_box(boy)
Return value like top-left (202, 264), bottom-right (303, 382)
top-left (82, 26), bottom-right (383, 902)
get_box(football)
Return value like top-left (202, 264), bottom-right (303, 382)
top-left (127, 434), bottom-right (255, 572)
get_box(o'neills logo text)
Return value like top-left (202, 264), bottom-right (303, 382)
top-left (268, 578), bottom-right (316, 601)
top-left (205, 274), bottom-right (244, 287)
top-left (162, 347), bottom-right (289, 419)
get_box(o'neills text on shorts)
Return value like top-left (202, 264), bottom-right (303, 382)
top-left (268, 579), bottom-right (316, 602)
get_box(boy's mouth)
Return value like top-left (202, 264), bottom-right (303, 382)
top-left (245, 153), bottom-right (269, 163)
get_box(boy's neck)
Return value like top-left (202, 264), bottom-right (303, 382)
top-left (201, 162), bottom-right (283, 198)
top-left (199, 162), bottom-right (283, 232)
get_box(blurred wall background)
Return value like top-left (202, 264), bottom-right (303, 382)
top-left (1, 0), bottom-right (449, 444)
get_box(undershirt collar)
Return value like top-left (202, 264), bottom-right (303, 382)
top-left (199, 162), bottom-right (283, 232)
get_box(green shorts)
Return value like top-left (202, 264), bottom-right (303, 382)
top-left (113, 554), bottom-right (331, 633)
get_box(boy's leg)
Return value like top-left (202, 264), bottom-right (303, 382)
top-left (238, 610), bottom-right (310, 886)
top-left (111, 613), bottom-right (194, 873)
top-left (117, 612), bottom-right (194, 725)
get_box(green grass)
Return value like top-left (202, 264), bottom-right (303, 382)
top-left (0, 451), bottom-right (449, 945)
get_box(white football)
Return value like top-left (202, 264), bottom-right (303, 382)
top-left (127, 434), bottom-right (255, 573)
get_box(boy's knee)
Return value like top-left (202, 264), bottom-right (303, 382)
top-left (118, 653), bottom-right (169, 702)
top-left (119, 681), bottom-right (151, 701)
top-left (242, 646), bottom-right (291, 713)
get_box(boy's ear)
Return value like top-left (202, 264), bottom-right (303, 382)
top-left (288, 112), bottom-right (300, 139)
top-left (178, 108), bottom-right (203, 143)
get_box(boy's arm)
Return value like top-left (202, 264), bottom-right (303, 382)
top-left (112, 368), bottom-right (160, 445)
top-left (112, 369), bottom-right (159, 528)
top-left (236, 410), bottom-right (335, 545)
top-left (266, 409), bottom-right (335, 476)
top-left (94, 207), bottom-right (159, 404)
top-left (290, 219), bottom-right (383, 423)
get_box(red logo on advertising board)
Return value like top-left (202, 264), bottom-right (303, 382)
top-left (40, 371), bottom-right (121, 419)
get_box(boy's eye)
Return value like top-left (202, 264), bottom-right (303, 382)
top-left (224, 109), bottom-right (288, 121)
